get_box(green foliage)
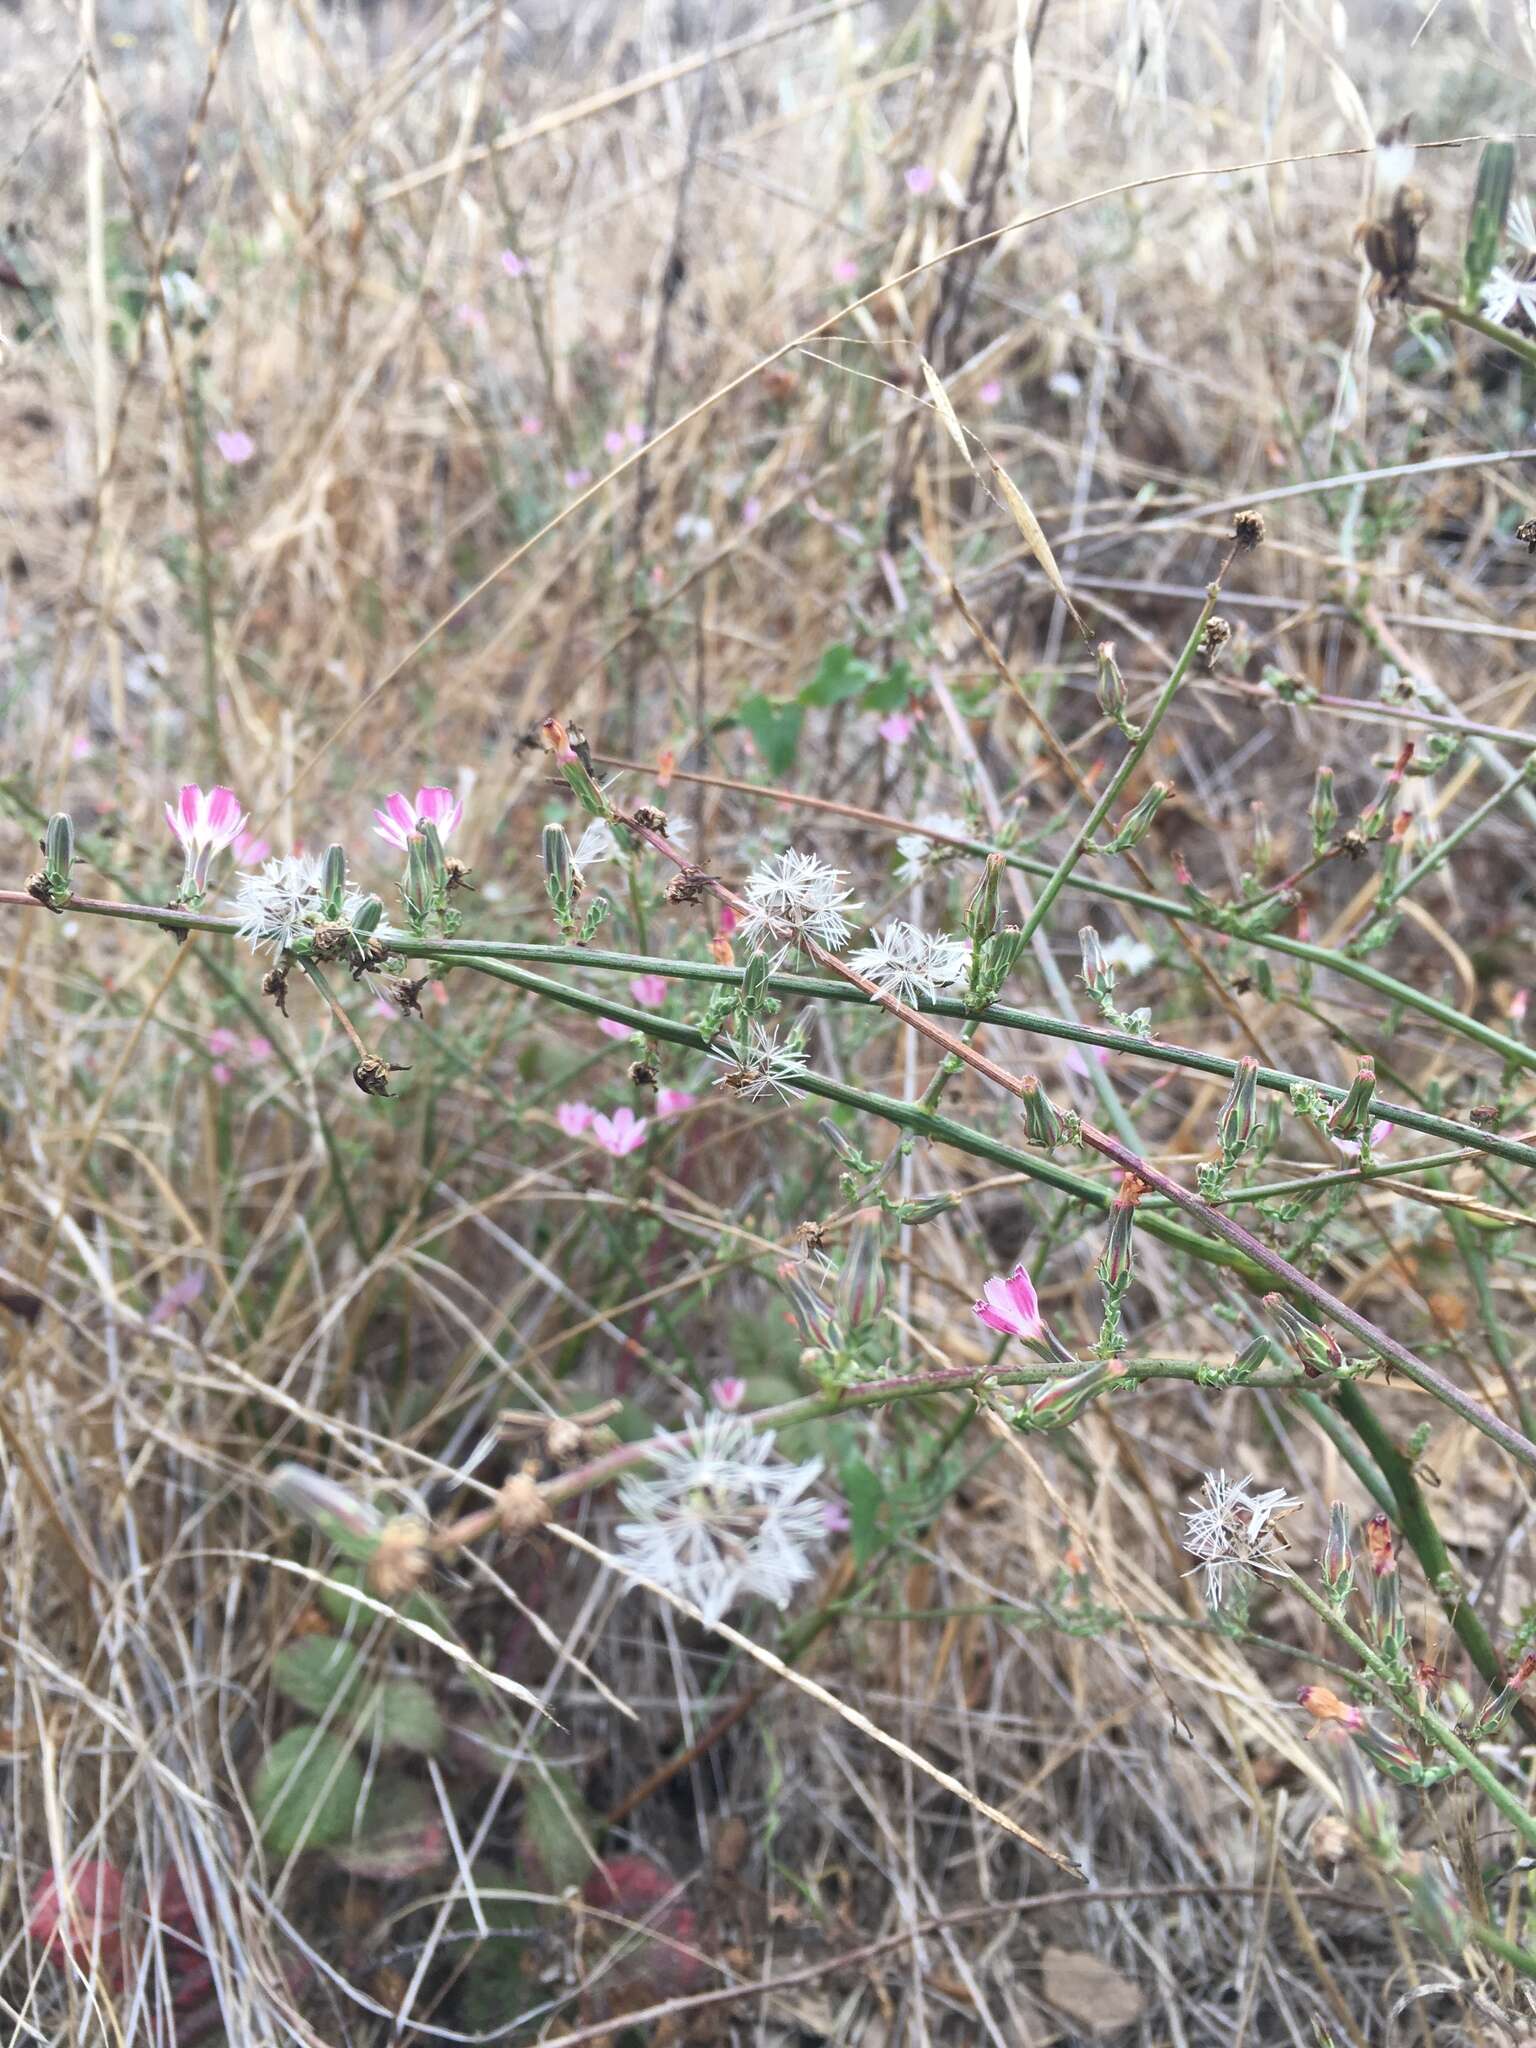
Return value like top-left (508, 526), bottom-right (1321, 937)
top-left (271, 1636), bottom-right (365, 1718)
top-left (733, 648), bottom-right (918, 776)
top-left (252, 1727), bottom-right (363, 1855)
top-left (1464, 142), bottom-right (1515, 309)
top-left (368, 1678), bottom-right (444, 1754)
top-left (330, 1773), bottom-right (447, 1880)
top-left (518, 1766), bottom-right (601, 1893)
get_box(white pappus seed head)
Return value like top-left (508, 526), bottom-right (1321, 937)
top-left (614, 1412), bottom-right (829, 1624)
top-left (738, 846), bottom-right (860, 959)
top-left (1180, 1469), bottom-right (1302, 1610)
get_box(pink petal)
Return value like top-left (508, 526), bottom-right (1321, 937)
top-left (822, 1498), bottom-right (851, 1533)
top-left (978, 379), bottom-right (1003, 406)
top-left (413, 787), bottom-right (459, 836)
top-left (904, 164), bottom-right (935, 196)
top-left (205, 786), bottom-right (245, 841)
top-left (178, 785), bottom-right (201, 832)
top-left (598, 1018), bottom-right (631, 1041)
top-left (629, 974), bottom-right (668, 1009)
top-left (710, 1376), bottom-right (746, 1411)
top-left (500, 249), bottom-right (526, 278)
top-left (556, 1101), bottom-right (595, 1136)
top-left (656, 1089), bottom-right (695, 1118)
top-left (1004, 1263), bottom-right (1041, 1333)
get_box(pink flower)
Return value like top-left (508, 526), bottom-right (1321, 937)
top-left (1334, 1120), bottom-right (1393, 1161)
top-left (598, 1018), bottom-right (631, 1041)
top-left (656, 1088), bottom-right (696, 1118)
top-left (741, 497), bottom-right (762, 528)
top-left (603, 428), bottom-right (626, 457)
top-left (904, 164), bottom-right (935, 196)
top-left (165, 783), bottom-right (247, 896)
top-left (718, 905), bottom-right (738, 937)
top-left (557, 1101), bottom-right (595, 1136)
top-left (246, 1035), bottom-right (273, 1063)
top-left (878, 711), bottom-right (914, 747)
top-left (216, 429), bottom-right (254, 465)
top-left (373, 785), bottom-right (463, 851)
top-left (822, 1498), bottom-right (851, 1534)
top-left (1512, 988), bottom-right (1528, 1025)
top-left (978, 378), bottom-right (1003, 406)
top-left (592, 1106), bottom-right (648, 1157)
top-left (500, 249), bottom-right (527, 278)
top-left (211, 1062), bottom-right (233, 1086)
top-left (973, 1263), bottom-right (1043, 1341)
top-left (233, 830), bottom-right (269, 865)
top-left (629, 974), bottom-right (668, 1009)
top-left (455, 302), bottom-right (486, 329)
top-left (207, 1026), bottom-right (240, 1058)
top-left (519, 413), bottom-right (543, 437)
top-left (833, 256), bottom-right (859, 285)
top-left (625, 420), bottom-right (644, 446)
top-left (710, 1375), bottom-right (746, 1411)
top-left (148, 1268), bottom-right (206, 1326)
top-left (71, 732), bottom-right (92, 761)
top-left (1063, 1045), bottom-right (1111, 1078)
top-left (565, 467), bottom-right (593, 489)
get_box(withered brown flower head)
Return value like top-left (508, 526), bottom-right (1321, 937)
top-left (1198, 616), bottom-right (1233, 669)
top-left (1354, 185), bottom-right (1430, 304)
top-left (1232, 509), bottom-right (1265, 551)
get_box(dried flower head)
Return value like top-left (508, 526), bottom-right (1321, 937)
top-left (1355, 184), bottom-right (1430, 303)
top-left (848, 921), bottom-right (971, 1006)
top-left (368, 1516), bottom-right (431, 1599)
top-left (1181, 1470), bottom-right (1302, 1608)
top-left (614, 1412), bottom-right (829, 1624)
top-left (738, 846), bottom-right (860, 959)
top-left (1517, 518), bottom-right (1536, 555)
top-left (1232, 508), bottom-right (1265, 551)
top-left (1198, 616), bottom-right (1233, 669)
top-left (706, 1022), bottom-right (810, 1104)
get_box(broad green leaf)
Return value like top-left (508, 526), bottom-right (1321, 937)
top-left (271, 1636), bottom-right (364, 1719)
top-left (330, 1772), bottom-right (446, 1880)
top-left (799, 644), bottom-right (875, 709)
top-left (253, 1727), bottom-right (362, 1855)
top-left (736, 692), bottom-right (804, 778)
top-left (840, 1453), bottom-right (886, 1571)
top-left (368, 1679), bottom-right (443, 1755)
top-left (519, 1766), bottom-right (601, 1892)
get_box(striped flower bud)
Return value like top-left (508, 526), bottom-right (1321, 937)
top-left (1218, 1056), bottom-right (1260, 1162)
top-left (1327, 1058), bottom-right (1377, 1139)
top-left (834, 1209), bottom-right (887, 1331)
top-left (1264, 1292), bottom-right (1344, 1378)
top-left (1310, 766), bottom-right (1337, 852)
top-left (1020, 1074), bottom-right (1065, 1148)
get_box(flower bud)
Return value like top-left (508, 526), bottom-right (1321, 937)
top-left (45, 812), bottom-right (75, 885)
top-left (270, 1461), bottom-right (385, 1561)
top-left (1297, 1684), bottom-right (1364, 1732)
top-left (542, 823), bottom-right (576, 925)
top-left (777, 1259), bottom-right (841, 1354)
top-left (893, 1192), bottom-right (959, 1225)
top-left (1218, 1056), bottom-right (1260, 1162)
top-left (963, 854), bottom-right (1004, 943)
top-left (1310, 766), bottom-right (1337, 853)
top-left (352, 893), bottom-right (385, 937)
top-left (1364, 1510), bottom-right (1396, 1578)
top-left (1095, 641), bottom-right (1131, 729)
top-left (1264, 1292), bottom-right (1344, 1377)
top-left (1408, 1859), bottom-right (1471, 1960)
top-left (739, 950), bottom-right (772, 1017)
top-left (1314, 1722), bottom-right (1398, 1859)
top-left (1101, 781), bottom-right (1169, 854)
top-left (1327, 1058), bottom-right (1377, 1139)
top-left (1020, 1074), bottom-right (1065, 1148)
top-left (315, 843), bottom-right (345, 920)
top-left (817, 1117), bottom-right (866, 1166)
top-left (834, 1208), bottom-right (887, 1331)
top-left (1323, 1501), bottom-right (1354, 1597)
top-left (1097, 1174), bottom-right (1143, 1293)
top-left (1078, 926), bottom-right (1114, 1001)
top-left (1025, 1358), bottom-right (1124, 1428)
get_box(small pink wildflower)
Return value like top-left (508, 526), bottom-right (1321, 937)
top-left (822, 1498), bottom-right (851, 1534)
top-left (557, 1101), bottom-right (595, 1136)
top-left (207, 1027), bottom-right (240, 1058)
top-left (741, 497), bottom-right (762, 528)
top-left (500, 249), bottom-right (527, 279)
top-left (656, 1088), bottom-right (696, 1118)
top-left (216, 429), bottom-right (254, 466)
top-left (565, 467), bottom-right (593, 489)
top-left (833, 256), bottom-right (859, 285)
top-left (1333, 1120), bottom-right (1393, 1161)
top-left (629, 974), bottom-right (668, 1009)
top-left (233, 830), bottom-right (269, 866)
top-left (904, 164), bottom-right (935, 197)
top-left (718, 905), bottom-right (738, 937)
top-left (148, 1269), bottom-right (206, 1326)
top-left (598, 1018), bottom-right (631, 1041)
top-left (519, 413), bottom-right (543, 437)
top-left (246, 1035), bottom-right (273, 1063)
top-left (973, 1263), bottom-right (1043, 1341)
top-left (625, 420), bottom-right (645, 447)
top-left (1063, 1044), bottom-right (1111, 1079)
top-left (165, 783), bottom-right (247, 896)
top-left (603, 428), bottom-right (625, 457)
top-left (71, 733), bottom-right (92, 761)
top-left (1512, 988), bottom-right (1528, 1025)
top-left (373, 785), bottom-right (462, 851)
top-left (878, 711), bottom-right (915, 747)
top-left (592, 1106), bottom-right (648, 1157)
top-left (710, 1376), bottom-right (747, 1411)
top-left (211, 1062), bottom-right (233, 1086)
top-left (978, 378), bottom-right (1003, 406)
top-left (455, 302), bottom-right (486, 330)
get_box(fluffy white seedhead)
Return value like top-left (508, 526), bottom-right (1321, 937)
top-left (737, 847), bottom-right (860, 959)
top-left (1180, 1470), bottom-right (1302, 1609)
top-left (614, 1413), bottom-right (828, 1623)
top-left (229, 854), bottom-right (376, 957)
top-left (705, 1022), bottom-right (810, 1104)
top-left (849, 921), bottom-right (971, 1005)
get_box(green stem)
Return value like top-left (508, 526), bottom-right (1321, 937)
top-left (1412, 289), bottom-right (1536, 375)
top-left (1384, 755), bottom-right (1536, 908)
top-left (1019, 580), bottom-right (1223, 945)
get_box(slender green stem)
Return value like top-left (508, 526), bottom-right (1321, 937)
top-left (1284, 1568), bottom-right (1536, 1856)
top-left (1412, 289), bottom-right (1536, 374)
top-left (1019, 579), bottom-right (1223, 945)
top-left (1385, 755), bottom-right (1536, 908)
top-left (1332, 1382), bottom-right (1533, 1735)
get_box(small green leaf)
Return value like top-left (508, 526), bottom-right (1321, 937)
top-left (518, 1766), bottom-right (601, 1893)
top-left (368, 1679), bottom-right (443, 1755)
top-left (1465, 141), bottom-right (1515, 309)
top-left (863, 661), bottom-right (917, 713)
top-left (271, 1636), bottom-right (364, 1718)
top-left (799, 644), bottom-right (875, 709)
top-left (317, 1560), bottom-right (453, 1636)
top-left (840, 1453), bottom-right (885, 1570)
top-left (253, 1727), bottom-right (363, 1855)
top-left (330, 1772), bottom-right (446, 1880)
top-left (736, 692), bottom-right (804, 778)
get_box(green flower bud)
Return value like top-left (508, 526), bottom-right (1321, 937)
top-left (834, 1209), bottom-right (887, 1331)
top-left (1310, 766), bottom-right (1337, 853)
top-left (1101, 781), bottom-right (1169, 854)
top-left (1078, 927), bottom-right (1114, 1001)
top-left (1095, 641), bottom-right (1133, 730)
top-left (1264, 1292), bottom-right (1344, 1378)
top-left (1020, 1073), bottom-right (1065, 1148)
top-left (1327, 1058), bottom-right (1376, 1139)
top-left (320, 842), bottom-right (348, 920)
top-left (1218, 1056), bottom-right (1260, 1162)
top-left (352, 893), bottom-right (385, 938)
top-left (963, 853), bottom-right (1004, 943)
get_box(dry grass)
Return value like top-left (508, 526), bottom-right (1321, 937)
top-left (4, 0), bottom-right (1536, 2040)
